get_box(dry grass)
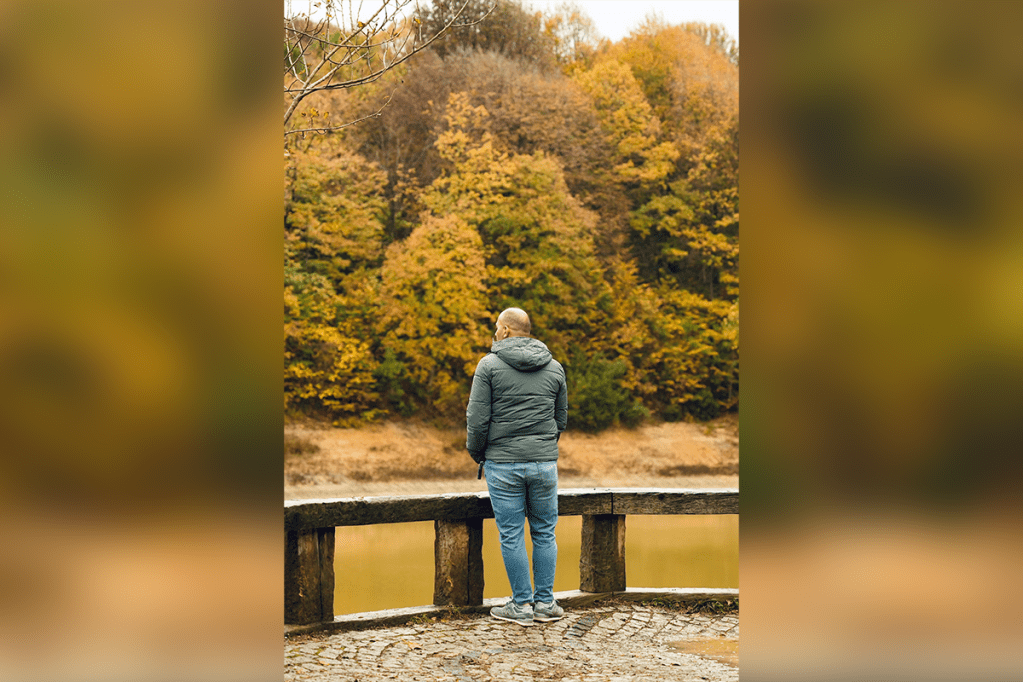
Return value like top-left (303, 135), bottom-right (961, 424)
top-left (284, 432), bottom-right (320, 456)
top-left (284, 414), bottom-right (738, 487)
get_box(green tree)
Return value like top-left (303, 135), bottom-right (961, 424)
top-left (283, 138), bottom-right (389, 419)
top-left (572, 57), bottom-right (679, 257)
top-left (601, 258), bottom-right (665, 402)
top-left (568, 355), bottom-right (648, 432)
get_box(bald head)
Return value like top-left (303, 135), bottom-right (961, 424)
top-left (497, 307), bottom-right (531, 337)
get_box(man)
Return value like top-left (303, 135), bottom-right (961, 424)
top-left (466, 307), bottom-right (568, 627)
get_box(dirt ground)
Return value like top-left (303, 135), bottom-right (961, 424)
top-left (285, 414), bottom-right (738, 498)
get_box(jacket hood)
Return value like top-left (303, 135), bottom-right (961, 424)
top-left (491, 337), bottom-right (553, 372)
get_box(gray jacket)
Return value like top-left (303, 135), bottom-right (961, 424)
top-left (466, 337), bottom-right (568, 463)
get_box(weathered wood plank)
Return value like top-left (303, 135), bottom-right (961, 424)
top-left (285, 492), bottom-right (495, 531)
top-left (317, 527), bottom-right (335, 621)
top-left (285, 489), bottom-right (620, 530)
top-left (467, 518), bottom-right (484, 605)
top-left (610, 488), bottom-right (738, 515)
top-left (284, 487), bottom-right (740, 629)
top-left (580, 514), bottom-right (626, 593)
top-left (285, 529), bottom-right (323, 624)
top-left (557, 489), bottom-right (613, 516)
top-left (433, 519), bottom-right (484, 606)
top-left (284, 531), bottom-right (301, 623)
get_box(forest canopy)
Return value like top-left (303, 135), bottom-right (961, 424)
top-left (284, 0), bottom-right (738, 431)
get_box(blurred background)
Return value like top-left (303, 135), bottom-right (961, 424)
top-left (0, 1), bottom-right (283, 680)
top-left (1, 0), bottom-right (1021, 680)
top-left (741, 1), bottom-right (1023, 679)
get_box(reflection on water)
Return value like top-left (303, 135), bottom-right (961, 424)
top-left (335, 514), bottom-right (738, 615)
top-left (668, 638), bottom-right (739, 667)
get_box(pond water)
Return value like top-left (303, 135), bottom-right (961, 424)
top-left (334, 514), bottom-right (738, 614)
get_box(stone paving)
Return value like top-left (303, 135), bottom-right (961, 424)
top-left (285, 602), bottom-right (738, 681)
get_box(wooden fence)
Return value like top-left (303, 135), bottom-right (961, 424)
top-left (285, 487), bottom-right (738, 627)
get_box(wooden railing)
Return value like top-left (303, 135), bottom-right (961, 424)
top-left (285, 487), bottom-right (738, 626)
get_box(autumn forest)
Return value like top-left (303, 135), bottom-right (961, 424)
top-left (284, 0), bottom-right (738, 431)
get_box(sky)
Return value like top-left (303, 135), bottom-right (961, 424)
top-left (525, 0), bottom-right (738, 44)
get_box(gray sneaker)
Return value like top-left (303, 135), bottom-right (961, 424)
top-left (490, 600), bottom-right (534, 627)
top-left (533, 599), bottom-right (564, 622)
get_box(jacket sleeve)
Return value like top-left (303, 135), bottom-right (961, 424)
top-left (555, 365), bottom-right (568, 434)
top-left (465, 357), bottom-right (492, 462)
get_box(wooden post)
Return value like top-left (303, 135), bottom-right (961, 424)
top-left (317, 527), bottom-right (335, 620)
top-left (285, 527), bottom-right (335, 624)
top-left (580, 514), bottom-right (626, 592)
top-left (433, 518), bottom-right (484, 606)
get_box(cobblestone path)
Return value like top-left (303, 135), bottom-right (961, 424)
top-left (284, 603), bottom-right (738, 681)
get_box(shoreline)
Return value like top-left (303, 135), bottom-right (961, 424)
top-left (285, 416), bottom-right (739, 497)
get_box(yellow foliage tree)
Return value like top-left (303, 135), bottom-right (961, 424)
top-left (283, 267), bottom-right (379, 420)
top-left (630, 115), bottom-right (739, 298)
top-left (650, 288), bottom-right (739, 419)
top-left (423, 92), bottom-right (613, 361)
top-left (609, 19), bottom-right (738, 154)
top-left (280, 17), bottom-right (741, 426)
top-left (376, 213), bottom-right (490, 416)
top-left (284, 139), bottom-right (388, 419)
top-left (572, 59), bottom-right (679, 191)
top-left (285, 137), bottom-right (387, 284)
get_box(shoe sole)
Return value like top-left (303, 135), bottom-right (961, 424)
top-left (490, 613), bottom-right (534, 627)
top-left (533, 614), bottom-right (564, 622)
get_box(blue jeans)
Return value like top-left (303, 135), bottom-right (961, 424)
top-left (484, 460), bottom-right (559, 605)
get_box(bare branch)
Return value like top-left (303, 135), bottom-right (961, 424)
top-left (285, 84), bottom-right (401, 138)
top-left (285, 24), bottom-right (367, 51)
top-left (284, 0), bottom-right (496, 129)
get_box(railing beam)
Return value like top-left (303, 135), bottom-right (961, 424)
top-left (284, 488), bottom-right (734, 532)
top-left (580, 514), bottom-right (626, 593)
top-left (610, 488), bottom-right (738, 515)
